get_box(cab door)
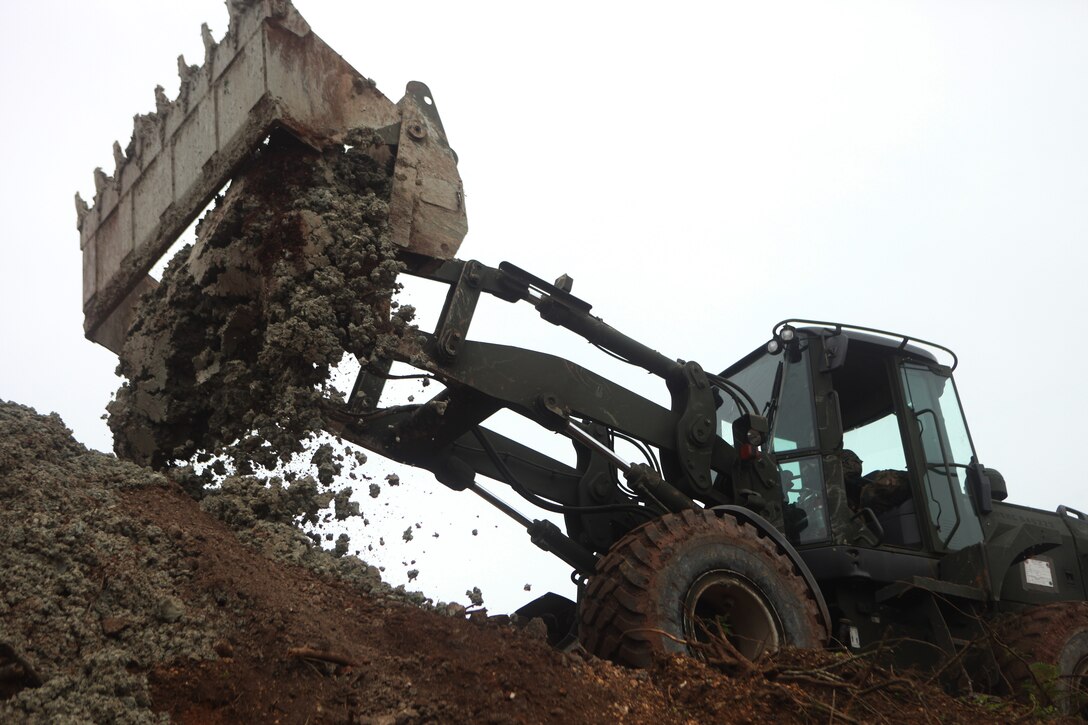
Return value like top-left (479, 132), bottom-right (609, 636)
top-left (897, 362), bottom-right (984, 553)
top-left (829, 344), bottom-right (985, 553)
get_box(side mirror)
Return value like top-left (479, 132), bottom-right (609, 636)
top-left (967, 459), bottom-right (1007, 514)
top-left (966, 459), bottom-right (991, 513)
top-left (987, 467), bottom-right (1008, 501)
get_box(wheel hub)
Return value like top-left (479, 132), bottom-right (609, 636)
top-left (1070, 653), bottom-right (1088, 716)
top-left (684, 570), bottom-right (782, 661)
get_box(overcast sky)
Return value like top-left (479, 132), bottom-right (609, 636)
top-left (1, 1), bottom-right (1086, 611)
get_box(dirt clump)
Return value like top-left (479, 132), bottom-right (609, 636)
top-left (108, 130), bottom-right (412, 475)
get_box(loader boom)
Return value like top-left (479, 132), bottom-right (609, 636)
top-left (328, 255), bottom-right (784, 564)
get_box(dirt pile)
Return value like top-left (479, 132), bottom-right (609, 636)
top-left (0, 401), bottom-right (211, 723)
top-left (0, 401), bottom-right (1044, 723)
top-left (0, 400), bottom-right (429, 723)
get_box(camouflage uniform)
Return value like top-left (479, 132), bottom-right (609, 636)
top-left (859, 469), bottom-right (912, 516)
top-left (830, 450), bottom-right (879, 546)
top-left (835, 449), bottom-right (911, 544)
top-left (840, 449), bottom-right (864, 510)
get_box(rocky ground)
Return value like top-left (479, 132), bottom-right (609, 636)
top-left (0, 400), bottom-right (1058, 723)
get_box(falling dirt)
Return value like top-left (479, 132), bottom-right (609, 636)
top-left (108, 129), bottom-right (412, 475)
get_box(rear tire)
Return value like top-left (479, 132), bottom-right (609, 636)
top-left (996, 602), bottom-right (1088, 716)
top-left (578, 509), bottom-right (825, 668)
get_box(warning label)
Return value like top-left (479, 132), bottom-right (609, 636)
top-left (1023, 558), bottom-right (1055, 589)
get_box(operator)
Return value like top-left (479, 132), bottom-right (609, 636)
top-left (840, 449), bottom-right (911, 516)
top-left (841, 449), bottom-right (865, 509)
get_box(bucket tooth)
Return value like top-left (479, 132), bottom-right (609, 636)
top-left (132, 113), bottom-right (158, 165)
top-left (112, 142), bottom-right (126, 176)
top-left (176, 55), bottom-right (200, 109)
top-left (153, 85), bottom-right (171, 117)
top-left (177, 55), bottom-right (194, 82)
top-left (201, 23), bottom-right (217, 64)
top-left (226, 0), bottom-right (244, 27)
top-left (92, 168), bottom-right (109, 196)
top-left (75, 193), bottom-right (89, 231)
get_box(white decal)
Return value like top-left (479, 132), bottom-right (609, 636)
top-left (1023, 558), bottom-right (1055, 588)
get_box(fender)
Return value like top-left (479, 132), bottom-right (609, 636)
top-left (711, 504), bottom-right (832, 643)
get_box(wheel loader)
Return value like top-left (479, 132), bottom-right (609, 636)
top-left (76, 0), bottom-right (1088, 713)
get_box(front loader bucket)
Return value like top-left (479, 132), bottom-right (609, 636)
top-left (76, 0), bottom-right (467, 354)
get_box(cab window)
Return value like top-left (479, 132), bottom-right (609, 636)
top-left (780, 456), bottom-right (830, 544)
top-left (716, 347), bottom-right (828, 545)
top-left (832, 341), bottom-right (919, 547)
top-left (769, 349), bottom-right (828, 543)
top-left (900, 363), bottom-right (983, 552)
top-left (770, 355), bottom-right (817, 454)
top-left (715, 352), bottom-right (778, 436)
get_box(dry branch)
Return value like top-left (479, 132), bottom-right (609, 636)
top-left (287, 646), bottom-right (359, 668)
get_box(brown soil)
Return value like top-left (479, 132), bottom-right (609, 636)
top-left (0, 401), bottom-right (1054, 724)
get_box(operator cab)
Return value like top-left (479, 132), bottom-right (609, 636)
top-left (716, 321), bottom-right (998, 555)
